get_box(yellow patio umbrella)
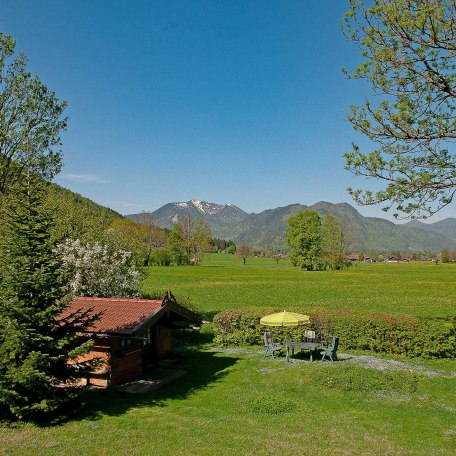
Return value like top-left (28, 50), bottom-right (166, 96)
top-left (260, 311), bottom-right (310, 327)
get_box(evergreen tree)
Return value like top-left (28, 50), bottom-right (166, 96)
top-left (0, 174), bottom-right (96, 422)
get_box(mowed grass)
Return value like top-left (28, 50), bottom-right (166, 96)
top-left (143, 254), bottom-right (456, 318)
top-left (2, 348), bottom-right (455, 455)
top-left (2, 256), bottom-right (455, 455)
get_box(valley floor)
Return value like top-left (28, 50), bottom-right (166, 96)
top-left (2, 347), bottom-right (455, 455)
top-left (3, 258), bottom-right (454, 455)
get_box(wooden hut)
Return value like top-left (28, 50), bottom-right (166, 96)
top-left (61, 292), bottom-right (198, 387)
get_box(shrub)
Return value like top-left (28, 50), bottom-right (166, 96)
top-left (151, 248), bottom-right (171, 266)
top-left (213, 308), bottom-right (456, 359)
top-left (56, 239), bottom-right (141, 298)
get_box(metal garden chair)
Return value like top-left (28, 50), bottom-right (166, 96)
top-left (303, 330), bottom-right (316, 343)
top-left (263, 332), bottom-right (282, 358)
top-left (321, 336), bottom-right (339, 362)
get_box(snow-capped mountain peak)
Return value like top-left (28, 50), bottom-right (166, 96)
top-left (143, 200), bottom-right (248, 227)
top-left (189, 199), bottom-right (227, 215)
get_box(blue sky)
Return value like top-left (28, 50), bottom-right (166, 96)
top-left (2, 0), bottom-right (454, 221)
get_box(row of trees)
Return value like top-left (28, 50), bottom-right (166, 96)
top-left (102, 214), bottom-right (238, 267)
top-left (353, 250), bottom-right (444, 262)
top-left (211, 238), bottom-right (236, 254)
top-left (167, 215), bottom-right (212, 265)
top-left (440, 249), bottom-right (456, 262)
top-left (286, 210), bottom-right (350, 271)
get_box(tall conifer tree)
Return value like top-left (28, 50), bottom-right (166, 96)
top-left (0, 173), bottom-right (96, 422)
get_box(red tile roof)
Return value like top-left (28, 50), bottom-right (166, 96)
top-left (62, 297), bottom-right (163, 335)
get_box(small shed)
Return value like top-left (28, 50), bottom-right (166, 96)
top-left (62, 292), bottom-right (198, 387)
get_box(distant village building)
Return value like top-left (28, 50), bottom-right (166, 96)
top-left (60, 292), bottom-right (198, 387)
top-left (349, 254), bottom-right (375, 262)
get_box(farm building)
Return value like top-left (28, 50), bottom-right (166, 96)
top-left (61, 292), bottom-right (199, 387)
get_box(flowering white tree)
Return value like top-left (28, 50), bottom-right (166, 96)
top-left (56, 239), bottom-right (141, 298)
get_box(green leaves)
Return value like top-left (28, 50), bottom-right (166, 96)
top-left (213, 307), bottom-right (456, 359)
top-left (0, 32), bottom-right (67, 195)
top-left (286, 210), bottom-right (323, 270)
top-left (342, 1), bottom-right (456, 218)
top-left (286, 210), bottom-right (350, 270)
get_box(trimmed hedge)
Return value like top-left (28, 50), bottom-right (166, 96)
top-left (213, 307), bottom-right (456, 359)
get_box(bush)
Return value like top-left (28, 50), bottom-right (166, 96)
top-left (56, 239), bottom-right (141, 298)
top-left (151, 248), bottom-right (171, 266)
top-left (213, 308), bottom-right (456, 359)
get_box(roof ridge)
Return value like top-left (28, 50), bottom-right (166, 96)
top-left (72, 296), bottom-right (162, 303)
top-left (61, 295), bottom-right (196, 336)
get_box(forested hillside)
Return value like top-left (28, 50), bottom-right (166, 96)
top-left (13, 183), bottom-right (454, 255)
top-left (44, 183), bottom-right (122, 243)
top-left (405, 219), bottom-right (456, 242)
top-left (133, 200), bottom-right (456, 252)
top-left (0, 182), bottom-right (121, 244)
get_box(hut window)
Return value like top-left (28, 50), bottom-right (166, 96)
top-left (120, 338), bottom-right (133, 352)
top-left (142, 331), bottom-right (151, 346)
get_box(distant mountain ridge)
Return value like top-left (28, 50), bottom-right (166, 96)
top-left (405, 219), bottom-right (456, 242)
top-left (128, 200), bottom-right (456, 252)
top-left (152, 199), bottom-right (248, 226)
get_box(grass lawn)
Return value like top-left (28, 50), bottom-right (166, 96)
top-left (2, 347), bottom-right (455, 455)
top-left (142, 254), bottom-right (456, 319)
top-left (2, 256), bottom-right (455, 455)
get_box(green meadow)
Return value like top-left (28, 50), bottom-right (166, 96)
top-left (142, 254), bottom-right (456, 318)
top-left (2, 348), bottom-right (455, 455)
top-left (2, 256), bottom-right (455, 455)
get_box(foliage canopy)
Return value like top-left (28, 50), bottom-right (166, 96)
top-left (286, 210), bottom-right (350, 270)
top-left (57, 239), bottom-right (141, 298)
top-left (343, 0), bottom-right (456, 218)
top-left (0, 33), bottom-right (67, 194)
top-left (286, 210), bottom-right (323, 270)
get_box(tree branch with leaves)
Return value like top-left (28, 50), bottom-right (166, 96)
top-left (0, 33), bottom-right (67, 194)
top-left (343, 0), bottom-right (456, 218)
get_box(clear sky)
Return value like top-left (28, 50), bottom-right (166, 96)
top-left (1, 0), bottom-right (455, 221)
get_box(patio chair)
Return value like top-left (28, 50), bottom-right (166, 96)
top-left (321, 336), bottom-right (339, 362)
top-left (263, 332), bottom-right (282, 358)
top-left (303, 330), bottom-right (316, 343)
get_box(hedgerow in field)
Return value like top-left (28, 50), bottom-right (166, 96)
top-left (213, 307), bottom-right (456, 359)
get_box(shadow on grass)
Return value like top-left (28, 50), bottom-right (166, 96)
top-left (75, 349), bottom-right (239, 421)
top-left (198, 310), bottom-right (220, 322)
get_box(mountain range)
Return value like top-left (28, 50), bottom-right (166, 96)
top-left (128, 200), bottom-right (456, 252)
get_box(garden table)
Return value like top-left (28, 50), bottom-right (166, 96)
top-left (285, 341), bottom-right (322, 362)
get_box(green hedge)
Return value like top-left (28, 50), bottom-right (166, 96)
top-left (213, 308), bottom-right (456, 359)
